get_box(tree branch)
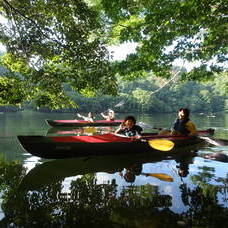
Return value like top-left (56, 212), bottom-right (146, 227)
top-left (2, 0), bottom-right (66, 49)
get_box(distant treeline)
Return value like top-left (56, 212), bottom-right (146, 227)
top-left (27, 72), bottom-right (227, 114)
top-left (1, 64), bottom-right (227, 113)
top-left (0, 105), bottom-right (22, 112)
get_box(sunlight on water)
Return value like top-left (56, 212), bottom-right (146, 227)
top-left (23, 156), bottom-right (42, 172)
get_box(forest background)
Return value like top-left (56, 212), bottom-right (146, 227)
top-left (1, 57), bottom-right (227, 114)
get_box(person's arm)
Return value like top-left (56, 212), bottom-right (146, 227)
top-left (100, 112), bottom-right (107, 119)
top-left (77, 113), bottom-right (87, 120)
top-left (186, 121), bottom-right (197, 135)
top-left (77, 113), bottom-right (82, 118)
top-left (115, 123), bottom-right (125, 134)
top-left (135, 125), bottom-right (143, 137)
top-left (79, 115), bottom-right (91, 121)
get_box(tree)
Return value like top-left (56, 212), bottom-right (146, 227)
top-left (0, 0), bottom-right (116, 108)
top-left (0, 0), bottom-right (227, 108)
top-left (100, 0), bottom-right (227, 80)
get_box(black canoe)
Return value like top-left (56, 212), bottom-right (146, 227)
top-left (46, 119), bottom-right (123, 127)
top-left (17, 129), bottom-right (214, 159)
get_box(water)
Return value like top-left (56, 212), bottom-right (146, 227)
top-left (0, 110), bottom-right (228, 227)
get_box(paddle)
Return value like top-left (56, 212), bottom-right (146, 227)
top-left (199, 136), bottom-right (228, 147)
top-left (77, 113), bottom-right (94, 122)
top-left (156, 127), bottom-right (228, 147)
top-left (114, 100), bottom-right (125, 107)
top-left (115, 133), bottom-right (174, 151)
top-left (103, 100), bottom-right (125, 114)
top-left (141, 172), bottom-right (174, 182)
top-left (148, 134), bottom-right (227, 149)
top-left (147, 139), bottom-right (175, 151)
top-left (143, 125), bottom-right (227, 148)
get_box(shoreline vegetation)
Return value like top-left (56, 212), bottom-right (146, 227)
top-left (1, 66), bottom-right (227, 114)
top-left (1, 73), bottom-right (227, 114)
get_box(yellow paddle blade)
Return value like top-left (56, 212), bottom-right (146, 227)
top-left (142, 173), bottom-right (174, 182)
top-left (148, 139), bottom-right (174, 151)
top-left (84, 127), bottom-right (97, 134)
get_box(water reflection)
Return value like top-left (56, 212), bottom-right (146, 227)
top-left (1, 151), bottom-right (228, 227)
top-left (20, 152), bottom-right (175, 190)
top-left (1, 111), bottom-right (228, 227)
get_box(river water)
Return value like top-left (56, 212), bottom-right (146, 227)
top-left (0, 110), bottom-right (228, 227)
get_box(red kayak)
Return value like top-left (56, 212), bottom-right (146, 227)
top-left (17, 129), bottom-right (214, 159)
top-left (46, 119), bottom-right (123, 127)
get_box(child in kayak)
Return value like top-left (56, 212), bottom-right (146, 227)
top-left (77, 112), bottom-right (95, 122)
top-left (115, 115), bottom-right (143, 137)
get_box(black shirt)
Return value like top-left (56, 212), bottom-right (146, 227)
top-left (118, 125), bottom-right (143, 137)
top-left (173, 118), bottom-right (190, 135)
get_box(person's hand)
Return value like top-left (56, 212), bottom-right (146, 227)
top-left (131, 135), bottom-right (142, 140)
top-left (120, 123), bottom-right (126, 129)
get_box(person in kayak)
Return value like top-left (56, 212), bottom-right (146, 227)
top-left (100, 109), bottom-right (115, 121)
top-left (77, 112), bottom-right (95, 122)
top-left (115, 115), bottom-right (143, 137)
top-left (172, 108), bottom-right (196, 136)
top-left (159, 108), bottom-right (196, 136)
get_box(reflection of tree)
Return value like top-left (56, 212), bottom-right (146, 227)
top-left (112, 185), bottom-right (175, 227)
top-left (191, 165), bottom-right (228, 202)
top-left (1, 159), bottom-right (228, 227)
top-left (216, 173), bottom-right (228, 202)
top-left (119, 185), bottom-right (171, 208)
top-left (179, 165), bottom-right (228, 227)
top-left (0, 160), bottom-right (176, 227)
top-left (64, 174), bottom-right (118, 225)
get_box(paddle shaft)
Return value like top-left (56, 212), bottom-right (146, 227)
top-left (199, 136), bottom-right (228, 146)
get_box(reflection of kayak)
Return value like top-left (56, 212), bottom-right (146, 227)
top-left (20, 150), bottom-right (196, 190)
top-left (46, 119), bottom-right (123, 127)
top-left (17, 129), bottom-right (214, 159)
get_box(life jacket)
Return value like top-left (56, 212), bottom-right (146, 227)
top-left (173, 118), bottom-right (190, 135)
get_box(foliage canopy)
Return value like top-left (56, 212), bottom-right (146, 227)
top-left (99, 0), bottom-right (227, 79)
top-left (0, 0), bottom-right (116, 108)
top-left (0, 0), bottom-right (227, 108)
